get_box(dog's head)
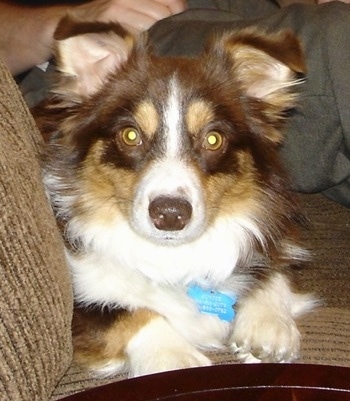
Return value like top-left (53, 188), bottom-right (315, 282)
top-left (42, 17), bottom-right (305, 251)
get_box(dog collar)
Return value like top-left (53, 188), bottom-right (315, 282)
top-left (187, 285), bottom-right (237, 322)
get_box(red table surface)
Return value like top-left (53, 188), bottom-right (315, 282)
top-left (61, 363), bottom-right (350, 401)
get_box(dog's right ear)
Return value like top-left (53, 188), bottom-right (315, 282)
top-left (52, 16), bottom-right (136, 102)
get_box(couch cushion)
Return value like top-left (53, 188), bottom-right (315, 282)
top-left (0, 59), bottom-right (73, 401)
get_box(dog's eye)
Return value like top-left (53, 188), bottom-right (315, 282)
top-left (203, 131), bottom-right (224, 151)
top-left (120, 127), bottom-right (142, 146)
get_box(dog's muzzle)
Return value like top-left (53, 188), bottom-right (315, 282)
top-left (148, 196), bottom-right (193, 231)
top-left (131, 160), bottom-right (206, 243)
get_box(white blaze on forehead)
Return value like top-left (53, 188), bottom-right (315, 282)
top-left (163, 77), bottom-right (183, 158)
top-left (129, 77), bottom-right (209, 244)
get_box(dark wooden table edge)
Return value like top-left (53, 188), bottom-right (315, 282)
top-left (59, 363), bottom-right (350, 401)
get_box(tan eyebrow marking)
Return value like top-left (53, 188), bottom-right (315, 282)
top-left (133, 100), bottom-right (159, 139)
top-left (186, 100), bottom-right (215, 134)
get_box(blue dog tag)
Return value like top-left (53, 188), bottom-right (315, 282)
top-left (187, 285), bottom-right (237, 322)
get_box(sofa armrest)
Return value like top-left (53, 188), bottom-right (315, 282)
top-left (0, 58), bottom-right (73, 401)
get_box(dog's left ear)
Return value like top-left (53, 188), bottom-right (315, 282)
top-left (213, 29), bottom-right (305, 143)
top-left (52, 15), bottom-right (137, 101)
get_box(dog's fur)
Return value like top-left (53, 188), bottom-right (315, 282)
top-left (35, 16), bottom-right (317, 377)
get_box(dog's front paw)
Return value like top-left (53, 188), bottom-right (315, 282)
top-left (229, 273), bottom-right (315, 363)
top-left (230, 308), bottom-right (301, 363)
top-left (130, 345), bottom-right (211, 378)
top-left (127, 316), bottom-right (211, 377)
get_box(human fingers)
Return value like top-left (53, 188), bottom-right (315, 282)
top-left (126, 0), bottom-right (173, 21)
top-left (111, 0), bottom-right (179, 31)
top-left (73, 0), bottom-right (184, 32)
top-left (155, 0), bottom-right (187, 14)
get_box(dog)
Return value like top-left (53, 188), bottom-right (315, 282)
top-left (35, 15), bottom-right (317, 378)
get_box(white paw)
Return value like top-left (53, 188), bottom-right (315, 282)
top-left (174, 311), bottom-right (230, 348)
top-left (229, 273), bottom-right (315, 363)
top-left (89, 359), bottom-right (127, 378)
top-left (230, 311), bottom-right (301, 363)
top-left (126, 316), bottom-right (211, 377)
top-left (130, 346), bottom-right (211, 378)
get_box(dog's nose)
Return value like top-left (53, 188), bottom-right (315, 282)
top-left (148, 196), bottom-right (192, 231)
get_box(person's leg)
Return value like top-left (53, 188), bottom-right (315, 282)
top-left (0, 59), bottom-right (73, 400)
top-left (187, 0), bottom-right (280, 18)
top-left (264, 3), bottom-right (350, 206)
top-left (150, 0), bottom-right (280, 57)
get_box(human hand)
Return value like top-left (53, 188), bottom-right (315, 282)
top-left (72, 0), bottom-right (187, 32)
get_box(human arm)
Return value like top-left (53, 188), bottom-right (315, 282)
top-left (0, 0), bottom-right (186, 75)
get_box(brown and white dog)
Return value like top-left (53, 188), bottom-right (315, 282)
top-left (36, 16), bottom-right (317, 378)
